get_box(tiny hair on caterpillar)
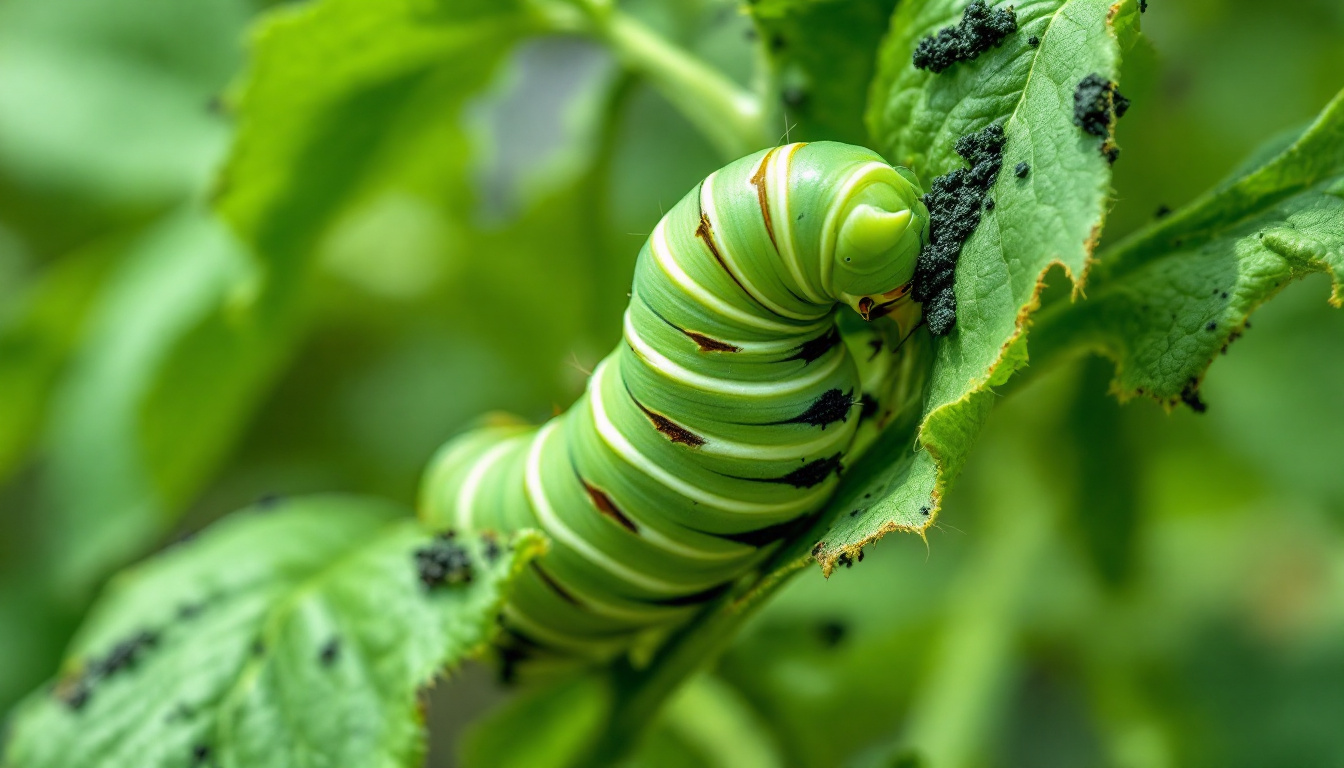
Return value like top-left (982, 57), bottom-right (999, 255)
top-left (421, 141), bottom-right (935, 667)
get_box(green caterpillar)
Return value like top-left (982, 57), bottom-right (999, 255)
top-left (421, 142), bottom-right (930, 662)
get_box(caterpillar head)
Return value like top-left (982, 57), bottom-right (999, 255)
top-left (830, 163), bottom-right (929, 321)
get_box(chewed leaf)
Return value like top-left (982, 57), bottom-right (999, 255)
top-left (1030, 88), bottom-right (1344, 406)
top-left (2, 496), bottom-right (543, 768)
top-left (815, 0), bottom-right (1134, 571)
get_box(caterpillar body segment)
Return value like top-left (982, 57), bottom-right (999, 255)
top-left (421, 141), bottom-right (930, 661)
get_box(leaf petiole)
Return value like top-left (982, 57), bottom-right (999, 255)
top-left (537, 0), bottom-right (770, 159)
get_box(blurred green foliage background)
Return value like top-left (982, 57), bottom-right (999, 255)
top-left (2, 0), bottom-right (1342, 765)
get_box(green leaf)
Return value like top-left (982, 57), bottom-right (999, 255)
top-left (34, 0), bottom-right (545, 591)
top-left (816, 0), bottom-right (1134, 570)
top-left (0, 0), bottom-right (245, 221)
top-left (3, 495), bottom-right (544, 768)
top-left (748, 0), bottom-right (899, 146)
top-left (197, 0), bottom-right (546, 522)
top-left (36, 208), bottom-right (287, 594)
top-left (216, 0), bottom-right (537, 296)
top-left (0, 239), bottom-right (119, 484)
top-left (1029, 88), bottom-right (1344, 406)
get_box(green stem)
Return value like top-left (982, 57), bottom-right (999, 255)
top-left (903, 504), bottom-right (1050, 766)
top-left (581, 73), bottom-right (636, 340)
top-left (573, 555), bottom-right (808, 765)
top-left (542, 0), bottom-right (769, 160)
top-left (574, 600), bottom-right (752, 764)
top-left (1083, 651), bottom-right (1176, 768)
top-left (856, 437), bottom-right (1058, 768)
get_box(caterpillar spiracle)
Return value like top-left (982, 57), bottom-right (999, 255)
top-left (421, 142), bottom-right (931, 663)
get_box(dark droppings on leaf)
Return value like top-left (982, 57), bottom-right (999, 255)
top-left (55, 680), bottom-right (90, 711)
top-left (817, 620), bottom-right (848, 648)
top-left (319, 638), bottom-right (341, 667)
top-left (1220, 325), bottom-right (1246, 355)
top-left (849, 509), bottom-right (861, 517)
top-left (176, 600), bottom-right (206, 621)
top-left (415, 533), bottom-right (475, 590)
top-left (1027, 34), bottom-right (1040, 47)
top-left (984, 197), bottom-right (995, 211)
top-left (1140, 0), bottom-right (1148, 11)
top-left (912, 0), bottom-right (1018, 73)
top-left (1155, 204), bottom-right (1171, 218)
top-left (836, 552), bottom-right (855, 568)
top-left (482, 532), bottom-right (502, 564)
top-left (1073, 73), bottom-right (1129, 138)
top-left (192, 744), bottom-right (211, 766)
top-left (1014, 161), bottom-right (1029, 178)
top-left (1180, 379), bottom-right (1208, 413)
top-left (911, 123), bottom-right (1007, 336)
top-left (166, 702), bottom-right (195, 723)
top-left (920, 505), bottom-right (931, 516)
top-left (55, 629), bottom-right (161, 711)
top-left (1206, 321), bottom-right (1218, 331)
top-left (811, 541), bottom-right (825, 557)
top-left (98, 630), bottom-right (160, 676)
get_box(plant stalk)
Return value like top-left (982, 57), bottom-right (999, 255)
top-left (543, 0), bottom-right (770, 160)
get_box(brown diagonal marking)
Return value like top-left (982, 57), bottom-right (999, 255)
top-left (627, 391), bottom-right (706, 447)
top-left (684, 331), bottom-right (741, 353)
top-left (531, 563), bottom-right (582, 606)
top-left (580, 479), bottom-right (639, 534)
top-left (695, 210), bottom-right (765, 310)
top-left (749, 147), bottom-right (782, 252)
top-left (638, 294), bottom-right (741, 352)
